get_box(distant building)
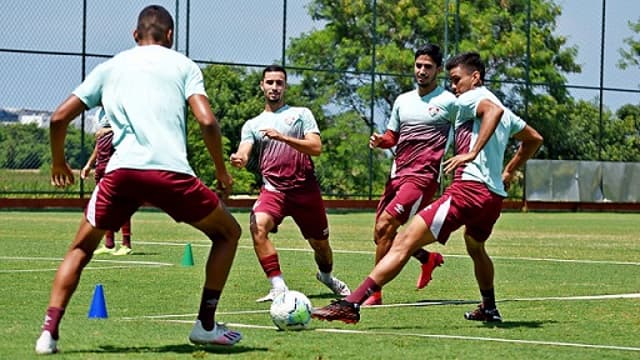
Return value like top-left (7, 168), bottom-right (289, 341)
top-left (0, 107), bottom-right (96, 133)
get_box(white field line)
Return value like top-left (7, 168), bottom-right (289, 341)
top-left (151, 318), bottom-right (640, 352)
top-left (0, 256), bottom-right (173, 273)
top-left (137, 241), bottom-right (640, 266)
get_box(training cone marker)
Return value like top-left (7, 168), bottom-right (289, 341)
top-left (181, 243), bottom-right (194, 266)
top-left (88, 284), bottom-right (108, 319)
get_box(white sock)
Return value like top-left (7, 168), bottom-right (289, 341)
top-left (317, 271), bottom-right (333, 282)
top-left (269, 275), bottom-right (287, 290)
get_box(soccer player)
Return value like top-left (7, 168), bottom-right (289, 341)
top-left (311, 51), bottom-right (543, 324)
top-left (35, 5), bottom-right (242, 354)
top-left (80, 108), bottom-right (132, 256)
top-left (230, 65), bottom-right (350, 303)
top-left (363, 44), bottom-right (456, 306)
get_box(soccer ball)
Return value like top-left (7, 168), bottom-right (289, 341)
top-left (269, 290), bottom-right (313, 331)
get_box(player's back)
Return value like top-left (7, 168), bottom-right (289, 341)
top-left (96, 45), bottom-right (205, 175)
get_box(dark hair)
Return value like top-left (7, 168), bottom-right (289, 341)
top-left (136, 5), bottom-right (174, 42)
top-left (445, 51), bottom-right (485, 82)
top-left (414, 44), bottom-right (443, 67)
top-left (262, 64), bottom-right (287, 80)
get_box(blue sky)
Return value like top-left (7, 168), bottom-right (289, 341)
top-left (0, 0), bottom-right (638, 113)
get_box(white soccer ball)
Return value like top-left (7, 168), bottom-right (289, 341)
top-left (269, 290), bottom-right (313, 331)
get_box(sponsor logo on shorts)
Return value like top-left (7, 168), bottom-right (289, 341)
top-left (394, 204), bottom-right (405, 214)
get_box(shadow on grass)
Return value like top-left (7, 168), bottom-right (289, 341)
top-left (66, 343), bottom-right (268, 355)
top-left (478, 320), bottom-right (552, 329)
top-left (307, 293), bottom-right (342, 300)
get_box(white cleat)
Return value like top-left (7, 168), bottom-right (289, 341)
top-left (255, 287), bottom-right (287, 303)
top-left (188, 320), bottom-right (242, 346)
top-left (316, 272), bottom-right (351, 297)
top-left (35, 331), bottom-right (58, 355)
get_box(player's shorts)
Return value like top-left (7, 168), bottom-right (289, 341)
top-left (417, 180), bottom-right (503, 244)
top-left (86, 169), bottom-right (219, 231)
top-left (376, 178), bottom-right (438, 225)
top-left (252, 181), bottom-right (329, 240)
top-left (94, 131), bottom-right (114, 181)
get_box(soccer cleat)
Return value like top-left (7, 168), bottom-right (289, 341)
top-left (311, 299), bottom-right (360, 324)
top-left (464, 304), bottom-right (503, 322)
top-left (35, 330), bottom-right (58, 355)
top-left (362, 291), bottom-right (382, 307)
top-left (93, 245), bottom-right (116, 255)
top-left (316, 272), bottom-right (351, 297)
top-left (416, 252), bottom-right (444, 289)
top-left (112, 246), bottom-right (132, 256)
top-left (188, 320), bottom-right (242, 346)
top-left (256, 287), bottom-right (287, 303)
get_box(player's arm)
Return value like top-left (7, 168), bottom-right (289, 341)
top-left (261, 129), bottom-right (322, 156)
top-left (443, 99), bottom-right (503, 174)
top-left (502, 125), bottom-right (543, 188)
top-left (369, 130), bottom-right (399, 149)
top-left (188, 94), bottom-right (232, 193)
top-left (50, 95), bottom-right (87, 187)
top-left (81, 143), bottom-right (98, 180)
top-left (230, 142), bottom-right (253, 168)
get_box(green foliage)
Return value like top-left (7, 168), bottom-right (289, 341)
top-left (315, 111), bottom-right (391, 197)
top-left (618, 18), bottom-right (640, 70)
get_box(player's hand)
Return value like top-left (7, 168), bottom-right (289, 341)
top-left (443, 152), bottom-right (476, 174)
top-left (230, 153), bottom-right (247, 168)
top-left (215, 170), bottom-right (233, 200)
top-left (51, 162), bottom-right (75, 188)
top-left (80, 165), bottom-right (91, 180)
top-left (502, 170), bottom-right (515, 191)
top-left (369, 133), bottom-right (383, 149)
top-left (260, 128), bottom-right (285, 142)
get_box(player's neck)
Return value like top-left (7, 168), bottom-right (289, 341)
top-left (417, 82), bottom-right (437, 97)
top-left (264, 101), bottom-right (286, 113)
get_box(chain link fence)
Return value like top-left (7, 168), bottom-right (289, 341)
top-left (1, 0), bottom-right (639, 200)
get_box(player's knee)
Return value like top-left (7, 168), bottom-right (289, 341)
top-left (374, 220), bottom-right (397, 245)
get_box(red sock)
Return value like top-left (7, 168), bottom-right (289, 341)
top-left (121, 220), bottom-right (131, 248)
top-left (104, 231), bottom-right (115, 248)
top-left (42, 307), bottom-right (65, 340)
top-left (259, 254), bottom-right (282, 278)
top-left (198, 288), bottom-right (221, 331)
top-left (345, 277), bottom-right (381, 305)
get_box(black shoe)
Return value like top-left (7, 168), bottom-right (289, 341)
top-left (464, 303), bottom-right (502, 322)
top-left (311, 300), bottom-right (360, 324)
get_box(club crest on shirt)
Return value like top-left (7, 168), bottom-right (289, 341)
top-left (427, 106), bottom-right (441, 118)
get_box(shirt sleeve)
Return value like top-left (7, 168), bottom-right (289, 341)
top-left (184, 61), bottom-right (206, 99)
top-left (72, 62), bottom-right (108, 109)
top-left (386, 98), bottom-right (401, 132)
top-left (240, 120), bottom-right (255, 144)
top-left (301, 108), bottom-right (320, 135)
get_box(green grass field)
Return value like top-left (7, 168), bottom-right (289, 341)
top-left (1, 210), bottom-right (639, 359)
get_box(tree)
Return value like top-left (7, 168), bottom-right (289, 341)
top-left (618, 18), bottom-right (640, 70)
top-left (287, 0), bottom-right (583, 163)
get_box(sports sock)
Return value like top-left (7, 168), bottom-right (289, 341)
top-left (259, 253), bottom-right (282, 278)
top-left (317, 271), bottom-right (333, 283)
top-left (198, 288), bottom-right (221, 331)
top-left (269, 275), bottom-right (287, 289)
top-left (104, 231), bottom-right (115, 249)
top-left (412, 248), bottom-right (430, 264)
top-left (480, 288), bottom-right (496, 310)
top-left (121, 221), bottom-right (131, 248)
top-left (345, 277), bottom-right (381, 305)
top-left (42, 307), bottom-right (65, 340)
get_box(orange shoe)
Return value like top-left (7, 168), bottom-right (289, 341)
top-left (416, 252), bottom-right (444, 289)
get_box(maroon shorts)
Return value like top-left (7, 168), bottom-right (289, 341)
top-left (86, 169), bottom-right (219, 231)
top-left (417, 180), bottom-right (503, 244)
top-left (94, 131), bottom-right (114, 181)
top-left (252, 182), bottom-right (329, 240)
top-left (376, 178), bottom-right (438, 225)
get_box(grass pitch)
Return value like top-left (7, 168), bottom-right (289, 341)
top-left (1, 210), bottom-right (639, 359)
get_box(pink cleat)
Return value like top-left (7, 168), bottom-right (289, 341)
top-left (416, 252), bottom-right (444, 289)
